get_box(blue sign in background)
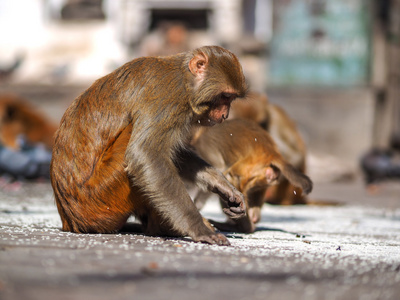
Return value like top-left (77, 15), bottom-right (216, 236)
top-left (269, 0), bottom-right (371, 87)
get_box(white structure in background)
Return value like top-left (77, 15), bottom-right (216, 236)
top-left (254, 0), bottom-right (272, 44)
top-left (0, 0), bottom-right (124, 84)
top-left (0, 0), bottom-right (271, 84)
top-left (0, 0), bottom-right (46, 56)
top-left (104, 0), bottom-right (243, 48)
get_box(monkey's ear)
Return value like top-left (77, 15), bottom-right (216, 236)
top-left (189, 52), bottom-right (208, 80)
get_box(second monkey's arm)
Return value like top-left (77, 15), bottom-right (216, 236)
top-left (176, 148), bottom-right (246, 219)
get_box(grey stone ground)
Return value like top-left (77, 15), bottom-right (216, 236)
top-left (0, 83), bottom-right (399, 299)
top-left (0, 179), bottom-right (399, 300)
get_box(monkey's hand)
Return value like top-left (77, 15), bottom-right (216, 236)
top-left (176, 149), bottom-right (246, 218)
top-left (211, 183), bottom-right (246, 219)
top-left (193, 166), bottom-right (246, 219)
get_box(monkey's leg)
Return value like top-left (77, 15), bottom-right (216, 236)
top-left (53, 125), bottom-right (135, 234)
top-left (245, 187), bottom-right (268, 224)
top-left (136, 203), bottom-right (216, 237)
top-left (124, 147), bottom-right (231, 245)
top-left (139, 194), bottom-right (229, 245)
top-left (208, 218), bottom-right (255, 234)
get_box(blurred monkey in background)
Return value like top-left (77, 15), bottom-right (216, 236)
top-left (191, 119), bottom-right (313, 233)
top-left (230, 92), bottom-right (308, 205)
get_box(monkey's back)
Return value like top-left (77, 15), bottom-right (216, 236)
top-left (193, 119), bottom-right (282, 170)
top-left (50, 57), bottom-right (177, 233)
top-left (52, 55), bottom-right (188, 182)
top-left (50, 81), bottom-right (134, 233)
top-left (267, 104), bottom-right (306, 171)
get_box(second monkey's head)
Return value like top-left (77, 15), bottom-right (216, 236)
top-left (186, 46), bottom-right (248, 126)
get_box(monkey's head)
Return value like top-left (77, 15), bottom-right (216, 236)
top-left (187, 46), bottom-right (248, 126)
top-left (230, 92), bottom-right (271, 130)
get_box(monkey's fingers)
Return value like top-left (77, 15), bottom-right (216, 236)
top-left (194, 233), bottom-right (231, 246)
top-left (223, 207), bottom-right (246, 219)
top-left (226, 193), bottom-right (247, 218)
top-left (216, 190), bottom-right (246, 215)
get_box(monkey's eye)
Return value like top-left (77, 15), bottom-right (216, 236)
top-left (221, 93), bottom-right (237, 102)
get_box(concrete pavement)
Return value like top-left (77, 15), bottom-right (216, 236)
top-left (0, 83), bottom-right (399, 299)
top-left (0, 179), bottom-right (399, 300)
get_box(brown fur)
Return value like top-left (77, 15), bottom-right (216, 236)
top-left (230, 92), bottom-right (307, 205)
top-left (191, 119), bottom-right (313, 233)
top-left (50, 46), bottom-right (248, 245)
top-left (0, 94), bottom-right (57, 150)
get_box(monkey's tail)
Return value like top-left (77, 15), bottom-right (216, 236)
top-left (271, 159), bottom-right (313, 195)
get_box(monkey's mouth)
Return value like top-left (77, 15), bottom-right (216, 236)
top-left (210, 103), bottom-right (230, 124)
top-left (195, 102), bottom-right (231, 126)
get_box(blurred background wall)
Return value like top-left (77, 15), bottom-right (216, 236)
top-left (0, 0), bottom-right (399, 183)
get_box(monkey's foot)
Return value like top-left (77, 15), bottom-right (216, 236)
top-left (209, 218), bottom-right (255, 234)
top-left (194, 233), bottom-right (230, 246)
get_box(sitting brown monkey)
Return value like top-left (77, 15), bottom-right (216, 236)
top-left (50, 46), bottom-right (248, 245)
top-left (191, 119), bottom-right (313, 233)
top-left (230, 92), bottom-right (308, 205)
top-left (0, 94), bottom-right (57, 150)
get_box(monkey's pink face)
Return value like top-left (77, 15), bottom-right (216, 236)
top-left (197, 93), bottom-right (237, 126)
top-left (209, 98), bottom-right (231, 124)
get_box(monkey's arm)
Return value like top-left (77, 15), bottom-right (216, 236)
top-left (176, 148), bottom-right (246, 219)
top-left (125, 143), bottom-right (231, 244)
